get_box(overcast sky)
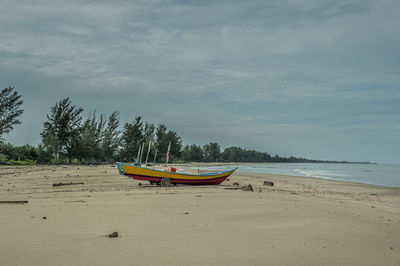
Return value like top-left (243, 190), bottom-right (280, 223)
top-left (1, 0), bottom-right (399, 163)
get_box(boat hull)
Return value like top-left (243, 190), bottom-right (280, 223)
top-left (116, 162), bottom-right (236, 185)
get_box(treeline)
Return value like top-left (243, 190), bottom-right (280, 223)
top-left (181, 144), bottom-right (346, 163)
top-left (30, 97), bottom-right (180, 164)
top-left (0, 87), bottom-right (347, 165)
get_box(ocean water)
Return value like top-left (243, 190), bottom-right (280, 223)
top-left (197, 163), bottom-right (400, 188)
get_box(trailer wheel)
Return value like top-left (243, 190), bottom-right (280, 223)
top-left (160, 178), bottom-right (172, 187)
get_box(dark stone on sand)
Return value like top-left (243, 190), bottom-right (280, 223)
top-left (109, 232), bottom-right (119, 238)
top-left (233, 182), bottom-right (240, 186)
top-left (263, 181), bottom-right (274, 186)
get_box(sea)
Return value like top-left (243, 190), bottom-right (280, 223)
top-left (197, 163), bottom-right (400, 188)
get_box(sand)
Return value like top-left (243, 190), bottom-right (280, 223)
top-left (0, 164), bottom-right (399, 266)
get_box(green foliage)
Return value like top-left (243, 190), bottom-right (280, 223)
top-left (119, 119), bottom-right (182, 164)
top-left (222, 146), bottom-right (272, 162)
top-left (1, 159), bottom-right (36, 165)
top-left (1, 92), bottom-right (348, 165)
top-left (181, 144), bottom-right (203, 162)
top-left (203, 142), bottom-right (221, 162)
top-left (0, 141), bottom-right (37, 165)
top-left (41, 98), bottom-right (84, 163)
top-left (102, 111), bottom-right (120, 162)
top-left (74, 111), bottom-right (121, 164)
top-left (0, 87), bottom-right (23, 139)
top-left (75, 112), bottom-right (106, 163)
top-left (120, 116), bottom-right (145, 161)
top-left (40, 97), bottom-right (121, 164)
top-left (154, 124), bottom-right (181, 163)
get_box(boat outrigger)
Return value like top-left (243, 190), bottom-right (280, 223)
top-left (116, 162), bottom-right (237, 186)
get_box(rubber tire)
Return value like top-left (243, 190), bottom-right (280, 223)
top-left (160, 178), bottom-right (172, 187)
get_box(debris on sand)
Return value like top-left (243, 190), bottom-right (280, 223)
top-left (225, 184), bottom-right (254, 191)
top-left (42, 216), bottom-right (47, 220)
top-left (263, 181), bottom-right (274, 186)
top-left (183, 211), bottom-right (189, 215)
top-left (233, 182), bottom-right (240, 186)
top-left (0, 200), bottom-right (28, 204)
top-left (53, 182), bottom-right (84, 187)
top-left (242, 184), bottom-right (254, 192)
top-left (224, 187), bottom-right (241, 190)
top-left (64, 200), bottom-right (86, 203)
top-left (108, 232), bottom-right (119, 238)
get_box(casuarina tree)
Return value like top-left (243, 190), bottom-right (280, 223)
top-left (41, 98), bottom-right (83, 163)
top-left (0, 87), bottom-right (23, 139)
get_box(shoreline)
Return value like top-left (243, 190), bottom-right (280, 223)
top-left (183, 162), bottom-right (400, 189)
top-left (1, 164), bottom-right (399, 265)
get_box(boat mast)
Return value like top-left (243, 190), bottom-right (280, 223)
top-left (139, 142), bottom-right (145, 165)
top-left (136, 145), bottom-right (141, 164)
top-left (145, 140), bottom-right (152, 166)
top-left (153, 149), bottom-right (157, 169)
top-left (165, 141), bottom-right (171, 169)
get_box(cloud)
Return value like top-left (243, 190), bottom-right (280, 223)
top-left (0, 0), bottom-right (399, 163)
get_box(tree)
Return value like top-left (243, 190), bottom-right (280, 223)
top-left (0, 87), bottom-right (23, 139)
top-left (222, 146), bottom-right (244, 162)
top-left (120, 116), bottom-right (144, 161)
top-left (101, 111), bottom-right (120, 162)
top-left (154, 124), bottom-right (181, 163)
top-left (181, 144), bottom-right (203, 162)
top-left (76, 112), bottom-right (105, 163)
top-left (41, 98), bottom-right (83, 163)
top-left (203, 142), bottom-right (221, 162)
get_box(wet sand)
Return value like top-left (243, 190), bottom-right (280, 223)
top-left (1, 164), bottom-right (399, 265)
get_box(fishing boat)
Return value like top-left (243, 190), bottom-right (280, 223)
top-left (116, 162), bottom-right (237, 186)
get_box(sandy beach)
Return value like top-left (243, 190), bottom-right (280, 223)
top-left (1, 164), bottom-right (399, 266)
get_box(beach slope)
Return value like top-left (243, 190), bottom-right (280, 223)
top-left (1, 164), bottom-right (399, 265)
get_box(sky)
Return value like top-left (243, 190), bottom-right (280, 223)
top-left (1, 0), bottom-right (399, 163)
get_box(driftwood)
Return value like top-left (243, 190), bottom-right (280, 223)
top-left (263, 181), bottom-right (274, 186)
top-left (0, 200), bottom-right (28, 204)
top-left (224, 187), bottom-right (242, 190)
top-left (224, 184), bottom-right (254, 192)
top-left (64, 200), bottom-right (86, 203)
top-left (53, 182), bottom-right (84, 187)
